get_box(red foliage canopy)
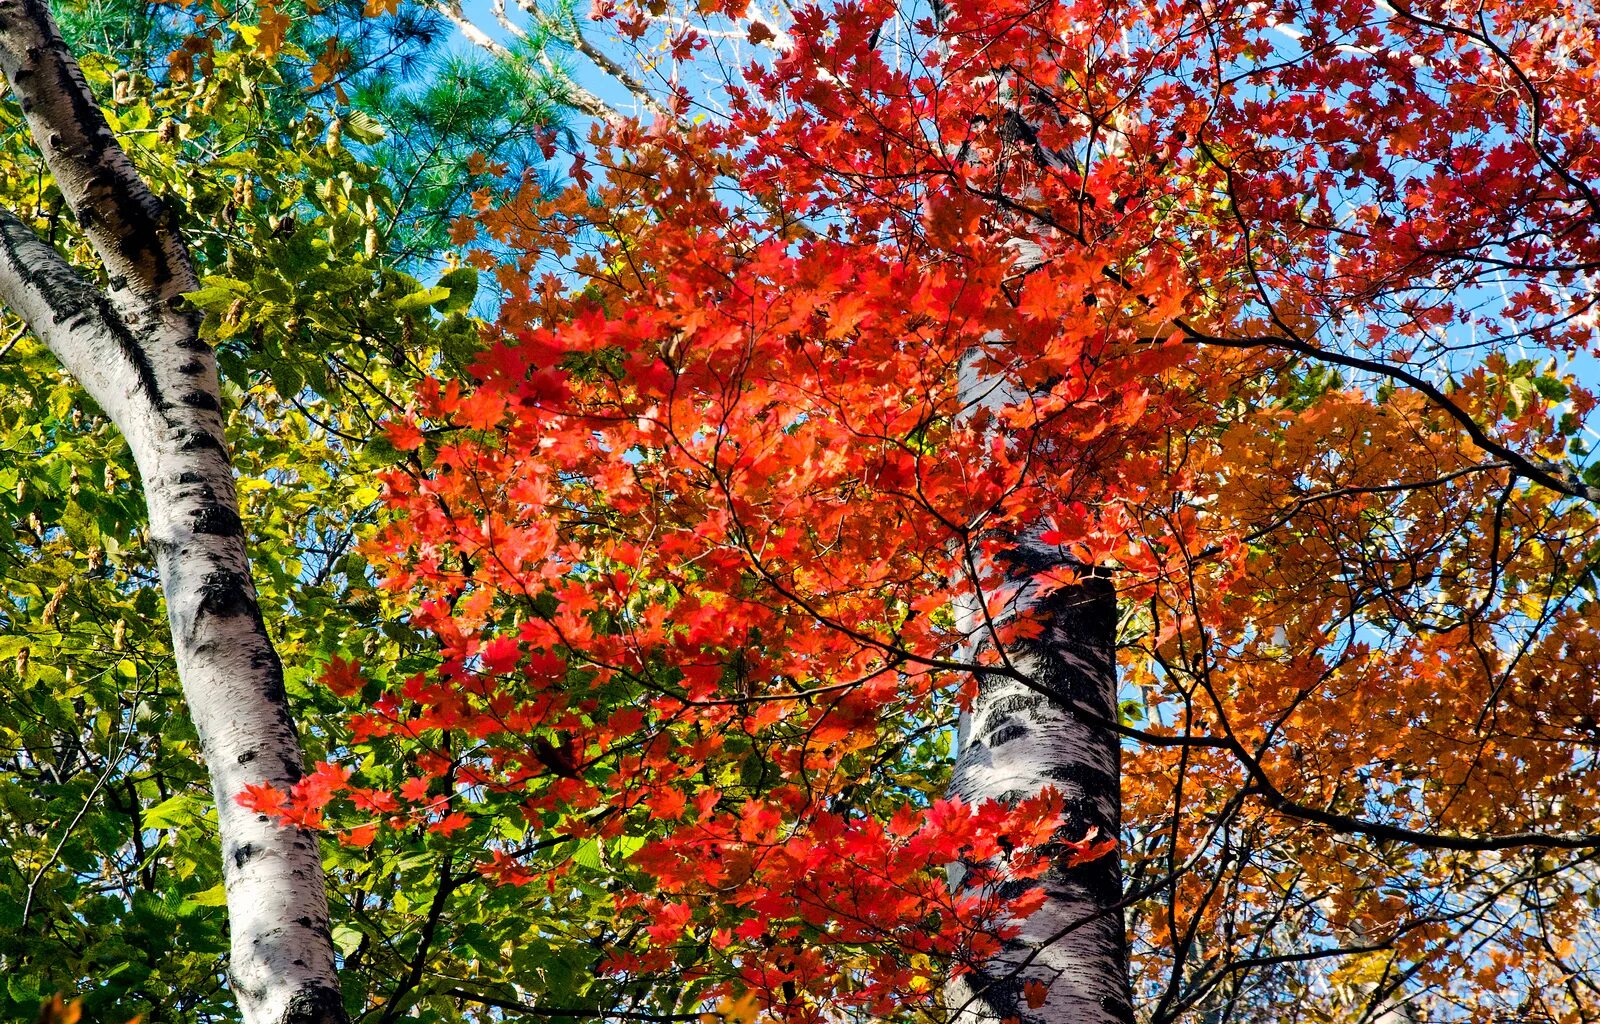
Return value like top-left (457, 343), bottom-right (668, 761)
top-left (248, 0), bottom-right (1600, 1016)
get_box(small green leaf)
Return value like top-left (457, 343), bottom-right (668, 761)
top-left (143, 795), bottom-right (197, 830)
top-left (434, 267), bottom-right (479, 315)
top-left (571, 839), bottom-right (602, 869)
top-left (394, 286), bottom-right (450, 312)
top-left (332, 923), bottom-right (364, 956)
top-left (342, 110), bottom-right (386, 145)
top-left (1534, 375), bottom-right (1570, 402)
top-left (268, 360), bottom-right (305, 398)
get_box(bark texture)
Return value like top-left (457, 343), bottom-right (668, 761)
top-left (0, 4), bottom-right (345, 1021)
top-left (945, 278), bottom-right (1131, 1021)
top-left (948, 539), bottom-right (1131, 1024)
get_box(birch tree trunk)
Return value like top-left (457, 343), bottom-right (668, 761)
top-left (947, 516), bottom-right (1131, 1024)
top-left (944, 264), bottom-right (1132, 1024)
top-left (0, 4), bottom-right (345, 1021)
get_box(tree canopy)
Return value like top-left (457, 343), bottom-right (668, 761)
top-left (4, 0), bottom-right (1600, 1022)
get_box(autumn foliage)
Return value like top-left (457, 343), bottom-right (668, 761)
top-left (244, 0), bottom-right (1600, 1018)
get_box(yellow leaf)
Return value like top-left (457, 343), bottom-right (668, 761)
top-left (715, 991), bottom-right (762, 1024)
top-left (191, 883), bottom-right (229, 906)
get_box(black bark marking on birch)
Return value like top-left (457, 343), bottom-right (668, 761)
top-left (178, 359), bottom-right (204, 374)
top-left (180, 389), bottom-right (222, 412)
top-left (1044, 761), bottom-right (1118, 799)
top-left (197, 569), bottom-right (259, 620)
top-left (91, 294), bottom-right (168, 410)
top-left (177, 482), bottom-right (218, 505)
top-left (281, 985), bottom-right (346, 1024)
top-left (1101, 994), bottom-right (1135, 1024)
top-left (1067, 848), bottom-right (1123, 909)
top-left (192, 504), bottom-right (244, 537)
top-left (176, 471), bottom-right (205, 484)
top-left (179, 430), bottom-right (227, 455)
top-left (988, 692), bottom-right (1045, 717)
top-left (238, 749), bottom-right (257, 764)
top-left (965, 966), bottom-right (1023, 1021)
top-left (251, 647), bottom-right (302, 741)
top-left (254, 648), bottom-right (289, 698)
top-left (231, 841), bottom-right (257, 868)
top-left (987, 721), bottom-right (1029, 747)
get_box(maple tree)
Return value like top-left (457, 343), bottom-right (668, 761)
top-left (240, 0), bottom-right (1600, 1021)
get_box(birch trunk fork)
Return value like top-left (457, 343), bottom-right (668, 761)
top-left (0, 4), bottom-right (345, 1021)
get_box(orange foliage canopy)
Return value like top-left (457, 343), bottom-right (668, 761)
top-left (250, 0), bottom-right (1600, 1017)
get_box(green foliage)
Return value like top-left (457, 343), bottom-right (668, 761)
top-left (0, 7), bottom-right (570, 1021)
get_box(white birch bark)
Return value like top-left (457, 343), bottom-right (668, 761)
top-left (945, 479), bottom-right (1131, 1024)
top-left (0, 3), bottom-right (345, 1021)
top-left (944, 267), bottom-right (1131, 1024)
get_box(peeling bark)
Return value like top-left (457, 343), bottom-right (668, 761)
top-left (0, 4), bottom-right (345, 1021)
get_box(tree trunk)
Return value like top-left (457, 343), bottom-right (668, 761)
top-left (948, 541), bottom-right (1131, 1024)
top-left (0, 3), bottom-right (345, 1021)
top-left (945, 351), bottom-right (1132, 1024)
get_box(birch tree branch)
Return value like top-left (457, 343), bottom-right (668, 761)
top-left (0, 207), bottom-right (133, 391)
top-left (0, 0), bottom-right (194, 310)
top-left (0, 4), bottom-right (348, 1022)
